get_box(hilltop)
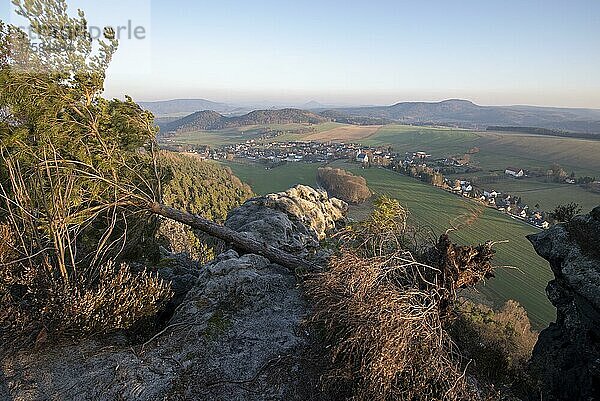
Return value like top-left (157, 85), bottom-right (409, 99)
top-left (331, 99), bottom-right (600, 133)
top-left (162, 108), bottom-right (329, 134)
top-left (152, 99), bottom-right (600, 135)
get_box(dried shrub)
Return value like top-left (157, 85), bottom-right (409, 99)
top-left (59, 263), bottom-right (171, 335)
top-left (0, 223), bottom-right (16, 265)
top-left (305, 196), bottom-right (499, 401)
top-left (0, 261), bottom-right (171, 350)
top-left (306, 251), bottom-right (477, 400)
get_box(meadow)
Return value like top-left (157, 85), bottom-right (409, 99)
top-left (221, 160), bottom-right (321, 195)
top-left (304, 125), bottom-right (382, 141)
top-left (224, 160), bottom-right (556, 328)
top-left (359, 125), bottom-right (600, 177)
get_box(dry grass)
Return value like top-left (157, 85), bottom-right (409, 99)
top-left (305, 197), bottom-right (498, 401)
top-left (305, 125), bottom-right (382, 142)
top-left (306, 252), bottom-right (477, 401)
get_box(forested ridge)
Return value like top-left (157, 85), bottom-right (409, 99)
top-left (163, 108), bottom-right (328, 133)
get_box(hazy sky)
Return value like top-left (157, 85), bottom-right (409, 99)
top-left (3, 0), bottom-right (600, 107)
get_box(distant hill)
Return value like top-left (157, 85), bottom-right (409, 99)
top-left (319, 109), bottom-right (393, 126)
top-left (330, 99), bottom-right (600, 134)
top-left (150, 98), bottom-right (600, 135)
top-left (162, 108), bottom-right (329, 134)
top-left (302, 100), bottom-right (327, 109)
top-left (139, 99), bottom-right (233, 117)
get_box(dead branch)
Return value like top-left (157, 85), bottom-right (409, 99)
top-left (148, 202), bottom-right (318, 272)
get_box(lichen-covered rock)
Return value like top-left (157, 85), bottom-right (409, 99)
top-left (527, 206), bottom-right (600, 401)
top-left (0, 186), bottom-right (346, 401)
top-left (227, 185), bottom-right (347, 245)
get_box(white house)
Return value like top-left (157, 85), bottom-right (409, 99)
top-left (505, 167), bottom-right (525, 178)
top-left (357, 152), bottom-right (369, 164)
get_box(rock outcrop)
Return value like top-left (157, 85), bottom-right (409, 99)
top-left (0, 186), bottom-right (347, 401)
top-left (527, 206), bottom-right (600, 401)
top-left (226, 185), bottom-right (347, 255)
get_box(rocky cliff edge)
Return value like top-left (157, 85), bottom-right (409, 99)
top-left (527, 206), bottom-right (600, 400)
top-left (0, 185), bottom-right (347, 401)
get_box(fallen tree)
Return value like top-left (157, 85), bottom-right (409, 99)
top-left (149, 202), bottom-right (318, 271)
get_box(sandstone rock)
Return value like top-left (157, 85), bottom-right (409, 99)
top-left (226, 185), bottom-right (347, 256)
top-left (0, 186), bottom-right (345, 401)
top-left (527, 209), bottom-right (600, 401)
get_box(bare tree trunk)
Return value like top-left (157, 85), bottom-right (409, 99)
top-left (149, 202), bottom-right (318, 271)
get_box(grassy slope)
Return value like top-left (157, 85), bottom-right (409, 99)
top-left (358, 125), bottom-right (600, 211)
top-left (226, 160), bottom-right (555, 328)
top-left (363, 125), bottom-right (480, 155)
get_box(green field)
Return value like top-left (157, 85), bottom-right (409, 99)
top-left (221, 160), bottom-right (321, 195)
top-left (163, 122), bottom-right (343, 146)
top-left (225, 160), bottom-right (556, 329)
top-left (361, 125), bottom-right (600, 177)
top-left (364, 125), bottom-right (481, 155)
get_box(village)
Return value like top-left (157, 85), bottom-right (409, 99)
top-left (178, 138), bottom-right (559, 229)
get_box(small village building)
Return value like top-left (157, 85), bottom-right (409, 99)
top-left (357, 153), bottom-right (369, 164)
top-left (505, 167), bottom-right (525, 178)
